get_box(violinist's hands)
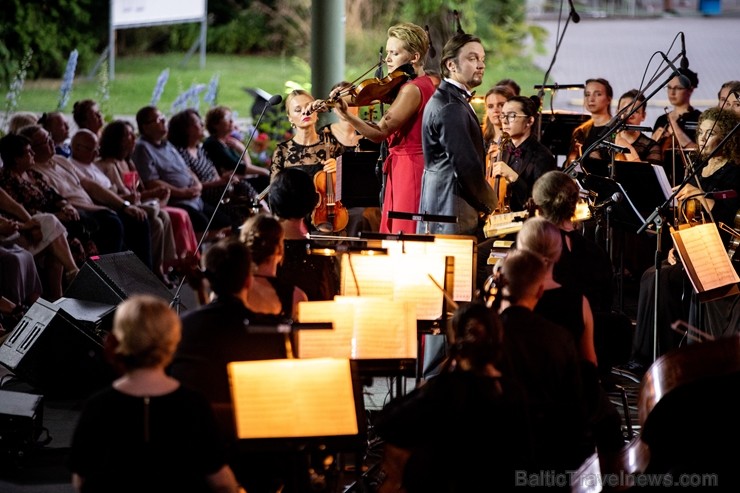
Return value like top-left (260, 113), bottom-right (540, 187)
top-left (667, 247), bottom-right (678, 266)
top-left (322, 158), bottom-right (337, 174)
top-left (304, 100), bottom-right (328, 116)
top-left (673, 183), bottom-right (701, 203)
top-left (487, 142), bottom-right (500, 161)
top-left (490, 161), bottom-right (518, 183)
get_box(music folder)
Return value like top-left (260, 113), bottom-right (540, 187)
top-left (336, 150), bottom-right (381, 208)
top-left (671, 222), bottom-right (740, 302)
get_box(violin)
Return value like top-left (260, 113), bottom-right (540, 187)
top-left (311, 169), bottom-right (349, 233)
top-left (486, 132), bottom-right (513, 214)
top-left (311, 132), bottom-right (349, 233)
top-left (306, 63), bottom-right (415, 115)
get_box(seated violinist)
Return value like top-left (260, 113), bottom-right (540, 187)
top-left (625, 108), bottom-right (740, 376)
top-left (488, 95), bottom-right (556, 213)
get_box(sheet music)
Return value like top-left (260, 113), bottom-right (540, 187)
top-left (383, 236), bottom-right (475, 302)
top-left (295, 298), bottom-right (417, 359)
top-left (340, 254), bottom-right (444, 320)
top-left (296, 301), bottom-right (353, 358)
top-left (671, 223), bottom-right (740, 293)
top-left (652, 164), bottom-right (676, 206)
top-left (228, 359), bottom-right (358, 439)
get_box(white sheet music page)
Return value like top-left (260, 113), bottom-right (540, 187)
top-left (295, 301), bottom-right (354, 359)
top-left (671, 223), bottom-right (740, 293)
top-left (652, 164), bottom-right (676, 206)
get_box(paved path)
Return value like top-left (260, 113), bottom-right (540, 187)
top-left (530, 14), bottom-right (740, 127)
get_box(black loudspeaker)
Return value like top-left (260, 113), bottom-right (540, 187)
top-left (0, 390), bottom-right (44, 459)
top-left (0, 298), bottom-right (117, 396)
top-left (64, 251), bottom-right (189, 310)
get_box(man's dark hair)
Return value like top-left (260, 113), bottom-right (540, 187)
top-left (203, 238), bottom-right (252, 297)
top-left (440, 32), bottom-right (482, 79)
top-left (269, 168), bottom-right (319, 219)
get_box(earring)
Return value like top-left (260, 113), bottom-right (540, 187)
top-left (291, 122), bottom-right (296, 128)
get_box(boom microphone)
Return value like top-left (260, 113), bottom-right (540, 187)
top-left (268, 94), bottom-right (283, 106)
top-left (568, 0), bottom-right (581, 23)
top-left (660, 52), bottom-right (691, 89)
top-left (592, 192), bottom-right (623, 210)
top-left (679, 32), bottom-right (689, 71)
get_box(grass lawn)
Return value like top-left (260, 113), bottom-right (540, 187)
top-left (8, 52), bottom-right (544, 123)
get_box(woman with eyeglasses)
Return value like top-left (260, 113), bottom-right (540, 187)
top-left (566, 78), bottom-right (614, 166)
top-left (490, 95), bottom-right (556, 213)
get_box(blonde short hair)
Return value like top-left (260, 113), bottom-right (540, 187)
top-left (516, 217), bottom-right (563, 264)
top-left (112, 295), bottom-right (181, 370)
top-left (387, 22), bottom-right (429, 61)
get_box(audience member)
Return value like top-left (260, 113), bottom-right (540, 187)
top-left (203, 105), bottom-right (270, 193)
top-left (168, 109), bottom-right (258, 228)
top-left (69, 129), bottom-right (154, 270)
top-left (69, 294), bottom-right (239, 493)
top-left (6, 112), bottom-right (38, 134)
top-left (132, 106), bottom-right (232, 239)
top-left (72, 99), bottom-right (105, 137)
top-left (18, 124), bottom-right (129, 260)
top-left (239, 213), bottom-right (307, 318)
top-left (39, 111), bottom-right (72, 158)
top-left (97, 119), bottom-right (198, 263)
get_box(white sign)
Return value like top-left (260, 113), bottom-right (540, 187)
top-left (112, 0), bottom-right (206, 28)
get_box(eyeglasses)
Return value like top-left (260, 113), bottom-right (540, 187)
top-left (667, 86), bottom-right (687, 92)
top-left (501, 113), bottom-right (527, 122)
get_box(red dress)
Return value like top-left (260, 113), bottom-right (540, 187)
top-left (380, 75), bottom-right (437, 234)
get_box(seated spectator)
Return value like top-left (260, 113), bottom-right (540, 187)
top-left (69, 129), bottom-right (154, 270)
top-left (203, 105), bottom-right (270, 193)
top-left (72, 99), bottom-right (105, 137)
top-left (6, 112), bottom-right (38, 134)
top-left (0, 132), bottom-right (92, 274)
top-left (168, 109), bottom-right (259, 228)
top-left (18, 124), bottom-right (130, 261)
top-left (69, 294), bottom-right (239, 493)
top-left (132, 106), bottom-right (232, 240)
top-left (97, 120), bottom-right (198, 264)
top-left (39, 111), bottom-right (72, 158)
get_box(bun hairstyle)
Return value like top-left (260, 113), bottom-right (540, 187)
top-left (532, 170), bottom-right (580, 224)
top-left (240, 213), bottom-right (283, 265)
top-left (445, 301), bottom-right (503, 373)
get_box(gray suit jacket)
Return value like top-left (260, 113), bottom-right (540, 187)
top-left (418, 80), bottom-right (497, 235)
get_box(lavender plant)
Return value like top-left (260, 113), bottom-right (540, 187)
top-left (150, 68), bottom-right (170, 107)
top-left (57, 49), bottom-right (79, 111)
top-left (1, 48), bottom-right (33, 135)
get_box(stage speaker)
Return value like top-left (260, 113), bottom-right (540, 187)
top-left (0, 390), bottom-right (44, 459)
top-left (0, 298), bottom-right (117, 397)
top-left (64, 251), bottom-right (191, 310)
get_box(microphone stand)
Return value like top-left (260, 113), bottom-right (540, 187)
top-left (536, 0), bottom-right (578, 142)
top-left (636, 119), bottom-right (740, 363)
top-left (170, 95), bottom-right (283, 313)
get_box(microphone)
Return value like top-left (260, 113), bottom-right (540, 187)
top-left (568, 0), bottom-right (581, 23)
top-left (679, 32), bottom-right (689, 71)
top-left (660, 51), bottom-right (691, 88)
top-left (622, 125), bottom-right (653, 132)
top-left (707, 190), bottom-right (738, 200)
top-left (592, 192), bottom-right (623, 210)
top-left (596, 141), bottom-right (630, 154)
top-left (267, 94), bottom-right (283, 106)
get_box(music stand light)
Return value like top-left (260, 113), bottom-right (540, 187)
top-left (228, 358), bottom-right (360, 440)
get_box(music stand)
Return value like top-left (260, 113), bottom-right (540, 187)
top-left (387, 211), bottom-right (457, 234)
top-left (336, 150), bottom-right (382, 208)
top-left (612, 161), bottom-right (672, 232)
top-left (538, 111), bottom-right (590, 157)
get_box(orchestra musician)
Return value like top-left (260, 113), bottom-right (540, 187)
top-left (490, 95), bottom-right (556, 213)
top-left (652, 67), bottom-right (700, 184)
top-left (482, 84), bottom-right (515, 155)
top-left (613, 89), bottom-right (662, 164)
top-left (314, 22), bottom-right (436, 234)
top-left (566, 78), bottom-right (614, 166)
top-left (626, 107), bottom-right (740, 376)
top-left (418, 31), bottom-right (496, 237)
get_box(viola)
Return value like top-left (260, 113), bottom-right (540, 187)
top-left (311, 168), bottom-right (349, 233)
top-left (486, 132), bottom-right (513, 214)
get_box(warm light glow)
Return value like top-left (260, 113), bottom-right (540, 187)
top-left (296, 297), bottom-right (417, 360)
top-left (228, 358), bottom-right (358, 439)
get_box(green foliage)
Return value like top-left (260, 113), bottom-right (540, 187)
top-left (208, 6), bottom-right (273, 54)
top-left (0, 0), bottom-right (103, 83)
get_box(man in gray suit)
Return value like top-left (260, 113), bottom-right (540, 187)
top-left (418, 32), bottom-right (497, 237)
